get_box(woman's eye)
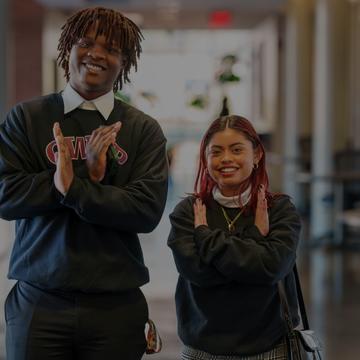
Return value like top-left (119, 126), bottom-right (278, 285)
top-left (233, 148), bottom-right (242, 153)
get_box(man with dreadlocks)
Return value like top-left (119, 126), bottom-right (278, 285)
top-left (0, 7), bottom-right (168, 360)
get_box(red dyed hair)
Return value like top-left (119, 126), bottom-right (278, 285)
top-left (194, 115), bottom-right (272, 214)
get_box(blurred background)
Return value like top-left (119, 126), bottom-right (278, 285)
top-left (0, 0), bottom-right (359, 359)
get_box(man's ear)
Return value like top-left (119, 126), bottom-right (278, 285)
top-left (121, 56), bottom-right (128, 68)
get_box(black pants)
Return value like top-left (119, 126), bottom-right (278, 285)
top-left (5, 281), bottom-right (148, 360)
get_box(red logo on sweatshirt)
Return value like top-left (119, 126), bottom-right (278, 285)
top-left (46, 136), bottom-right (128, 165)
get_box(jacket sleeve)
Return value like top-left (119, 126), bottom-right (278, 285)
top-left (168, 197), bottom-right (231, 287)
top-left (60, 119), bottom-right (168, 233)
top-left (193, 197), bottom-right (301, 285)
top-left (0, 105), bottom-right (62, 220)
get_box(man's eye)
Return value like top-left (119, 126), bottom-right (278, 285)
top-left (77, 39), bottom-right (91, 48)
top-left (108, 47), bottom-right (121, 54)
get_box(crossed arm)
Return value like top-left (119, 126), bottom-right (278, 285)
top-left (169, 193), bottom-right (300, 287)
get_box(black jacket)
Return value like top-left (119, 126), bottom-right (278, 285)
top-left (0, 93), bottom-right (168, 292)
top-left (168, 195), bottom-right (301, 356)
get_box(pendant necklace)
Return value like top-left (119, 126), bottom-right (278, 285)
top-left (221, 206), bottom-right (246, 232)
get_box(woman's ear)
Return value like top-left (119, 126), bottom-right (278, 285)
top-left (254, 146), bottom-right (263, 165)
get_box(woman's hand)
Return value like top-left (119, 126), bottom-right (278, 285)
top-left (53, 122), bottom-right (74, 195)
top-left (193, 198), bottom-right (208, 228)
top-left (255, 185), bottom-right (269, 236)
top-left (85, 122), bottom-right (122, 182)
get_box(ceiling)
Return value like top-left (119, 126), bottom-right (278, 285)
top-left (36, 0), bottom-right (287, 29)
top-left (36, 0), bottom-right (286, 12)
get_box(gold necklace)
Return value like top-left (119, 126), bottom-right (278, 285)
top-left (221, 206), bottom-right (246, 232)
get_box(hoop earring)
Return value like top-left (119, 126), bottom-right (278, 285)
top-left (253, 163), bottom-right (258, 170)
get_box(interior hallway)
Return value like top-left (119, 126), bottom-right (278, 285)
top-left (0, 1), bottom-right (359, 358)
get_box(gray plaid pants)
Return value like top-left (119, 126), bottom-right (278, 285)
top-left (181, 339), bottom-right (288, 360)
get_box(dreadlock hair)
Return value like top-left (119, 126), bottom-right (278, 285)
top-left (194, 115), bottom-right (274, 214)
top-left (57, 7), bottom-right (144, 92)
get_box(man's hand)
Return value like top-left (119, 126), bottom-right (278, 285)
top-left (86, 122), bottom-right (122, 182)
top-left (255, 185), bottom-right (269, 236)
top-left (193, 198), bottom-right (208, 228)
top-left (53, 122), bottom-right (74, 195)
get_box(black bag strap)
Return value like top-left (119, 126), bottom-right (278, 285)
top-left (293, 264), bottom-right (310, 330)
top-left (279, 265), bottom-right (323, 360)
top-left (278, 264), bottom-right (310, 331)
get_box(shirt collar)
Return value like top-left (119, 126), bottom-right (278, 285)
top-left (212, 186), bottom-right (251, 208)
top-left (62, 83), bottom-right (115, 120)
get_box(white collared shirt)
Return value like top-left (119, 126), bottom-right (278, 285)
top-left (61, 83), bottom-right (115, 120)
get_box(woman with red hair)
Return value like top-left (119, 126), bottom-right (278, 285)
top-left (168, 115), bottom-right (301, 359)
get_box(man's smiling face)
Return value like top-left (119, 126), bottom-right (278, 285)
top-left (68, 23), bottom-right (124, 100)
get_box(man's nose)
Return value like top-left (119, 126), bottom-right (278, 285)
top-left (87, 45), bottom-right (106, 59)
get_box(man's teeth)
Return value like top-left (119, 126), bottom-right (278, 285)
top-left (221, 168), bottom-right (237, 173)
top-left (86, 64), bottom-right (103, 71)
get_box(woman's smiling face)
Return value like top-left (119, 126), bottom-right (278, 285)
top-left (206, 127), bottom-right (262, 196)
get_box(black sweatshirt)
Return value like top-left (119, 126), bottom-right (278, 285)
top-left (0, 93), bottom-right (168, 293)
top-left (168, 195), bottom-right (301, 356)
